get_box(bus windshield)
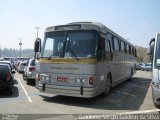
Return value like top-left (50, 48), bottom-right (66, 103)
top-left (155, 35), bottom-right (160, 67)
top-left (42, 30), bottom-right (98, 58)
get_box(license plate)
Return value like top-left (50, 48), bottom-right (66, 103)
top-left (57, 77), bottom-right (68, 83)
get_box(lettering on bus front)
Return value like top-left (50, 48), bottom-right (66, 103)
top-left (50, 67), bottom-right (79, 70)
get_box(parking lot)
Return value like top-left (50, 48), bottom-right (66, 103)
top-left (0, 70), bottom-right (159, 118)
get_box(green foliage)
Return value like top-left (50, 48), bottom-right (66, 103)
top-left (137, 56), bottom-right (143, 62)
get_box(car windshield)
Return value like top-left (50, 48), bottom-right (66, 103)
top-left (41, 30), bottom-right (98, 58)
top-left (30, 59), bottom-right (35, 66)
top-left (155, 35), bottom-right (160, 67)
top-left (0, 65), bottom-right (9, 75)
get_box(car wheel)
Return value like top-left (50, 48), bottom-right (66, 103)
top-left (8, 86), bottom-right (13, 95)
top-left (26, 78), bottom-right (30, 85)
top-left (103, 74), bottom-right (112, 97)
top-left (23, 74), bottom-right (26, 80)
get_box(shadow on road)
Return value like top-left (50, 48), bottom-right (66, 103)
top-left (40, 76), bottom-right (151, 111)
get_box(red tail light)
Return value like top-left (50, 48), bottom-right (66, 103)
top-left (6, 74), bottom-right (11, 81)
top-left (29, 67), bottom-right (35, 72)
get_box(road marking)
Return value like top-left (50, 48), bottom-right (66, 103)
top-left (119, 109), bottom-right (160, 115)
top-left (126, 83), bottom-right (149, 89)
top-left (114, 90), bottom-right (137, 98)
top-left (18, 78), bottom-right (33, 103)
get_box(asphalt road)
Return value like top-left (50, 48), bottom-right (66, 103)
top-left (0, 70), bottom-right (159, 119)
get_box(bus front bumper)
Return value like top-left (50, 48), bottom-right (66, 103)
top-left (39, 83), bottom-right (99, 98)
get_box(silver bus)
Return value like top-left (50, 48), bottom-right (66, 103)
top-left (34, 22), bottom-right (137, 98)
top-left (148, 32), bottom-right (160, 108)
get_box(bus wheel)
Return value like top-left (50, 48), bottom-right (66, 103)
top-left (103, 74), bottom-right (112, 97)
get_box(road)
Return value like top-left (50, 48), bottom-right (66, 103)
top-left (0, 70), bottom-right (159, 119)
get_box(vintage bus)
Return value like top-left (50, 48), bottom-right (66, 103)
top-left (34, 22), bottom-right (137, 98)
top-left (148, 32), bottom-right (160, 108)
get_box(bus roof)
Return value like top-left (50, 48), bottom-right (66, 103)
top-left (45, 22), bottom-right (134, 47)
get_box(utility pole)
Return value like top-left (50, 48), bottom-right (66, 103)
top-left (0, 46), bottom-right (1, 58)
top-left (18, 38), bottom-right (23, 58)
top-left (35, 27), bottom-right (40, 38)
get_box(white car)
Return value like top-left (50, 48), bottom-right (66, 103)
top-left (23, 59), bottom-right (36, 85)
top-left (17, 61), bottom-right (27, 73)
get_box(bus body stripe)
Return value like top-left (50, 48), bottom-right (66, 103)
top-left (39, 58), bottom-right (97, 64)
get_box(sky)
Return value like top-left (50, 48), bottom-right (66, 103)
top-left (0, 0), bottom-right (159, 49)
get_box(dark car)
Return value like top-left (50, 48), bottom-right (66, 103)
top-left (0, 64), bottom-right (14, 95)
top-left (0, 61), bottom-right (16, 79)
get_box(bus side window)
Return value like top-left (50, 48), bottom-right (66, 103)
top-left (121, 41), bottom-right (125, 52)
top-left (132, 47), bottom-right (134, 55)
top-left (135, 48), bottom-right (137, 57)
top-left (129, 45), bottom-right (132, 54)
top-left (113, 37), bottom-right (120, 51)
top-left (97, 37), bottom-right (105, 60)
top-left (149, 40), bottom-right (155, 62)
top-left (126, 44), bottom-right (129, 53)
top-left (124, 43), bottom-right (127, 53)
top-left (105, 40), bottom-right (112, 61)
top-left (106, 33), bottom-right (113, 51)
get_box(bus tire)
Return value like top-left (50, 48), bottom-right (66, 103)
top-left (103, 74), bottom-right (112, 97)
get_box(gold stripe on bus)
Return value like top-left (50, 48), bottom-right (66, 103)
top-left (39, 58), bottom-right (97, 64)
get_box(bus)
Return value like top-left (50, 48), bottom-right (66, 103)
top-left (148, 32), bottom-right (160, 108)
top-left (34, 22), bottom-right (137, 98)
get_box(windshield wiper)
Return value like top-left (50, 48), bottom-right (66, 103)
top-left (66, 47), bottom-right (80, 61)
top-left (47, 54), bottom-right (55, 60)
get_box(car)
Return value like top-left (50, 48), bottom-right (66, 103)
top-left (17, 61), bottom-right (27, 73)
top-left (0, 60), bottom-right (15, 72)
top-left (23, 59), bottom-right (36, 85)
top-left (0, 61), bottom-right (16, 79)
top-left (136, 63), bottom-right (145, 70)
top-left (140, 63), bottom-right (152, 71)
top-left (145, 63), bottom-right (152, 71)
top-left (0, 64), bottom-right (14, 95)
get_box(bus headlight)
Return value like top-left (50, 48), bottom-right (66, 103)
top-left (41, 76), bottom-right (45, 81)
top-left (45, 76), bottom-right (49, 83)
top-left (75, 78), bottom-right (86, 84)
top-left (81, 78), bottom-right (86, 84)
top-left (75, 78), bottom-right (81, 83)
top-left (41, 74), bottom-right (49, 83)
top-left (152, 82), bottom-right (160, 89)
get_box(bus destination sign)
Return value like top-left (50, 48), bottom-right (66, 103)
top-left (55, 25), bottom-right (81, 30)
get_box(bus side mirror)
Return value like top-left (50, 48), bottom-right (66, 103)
top-left (147, 47), bottom-right (151, 55)
top-left (34, 38), bottom-right (41, 52)
top-left (148, 40), bottom-right (155, 62)
top-left (148, 38), bottom-right (155, 55)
